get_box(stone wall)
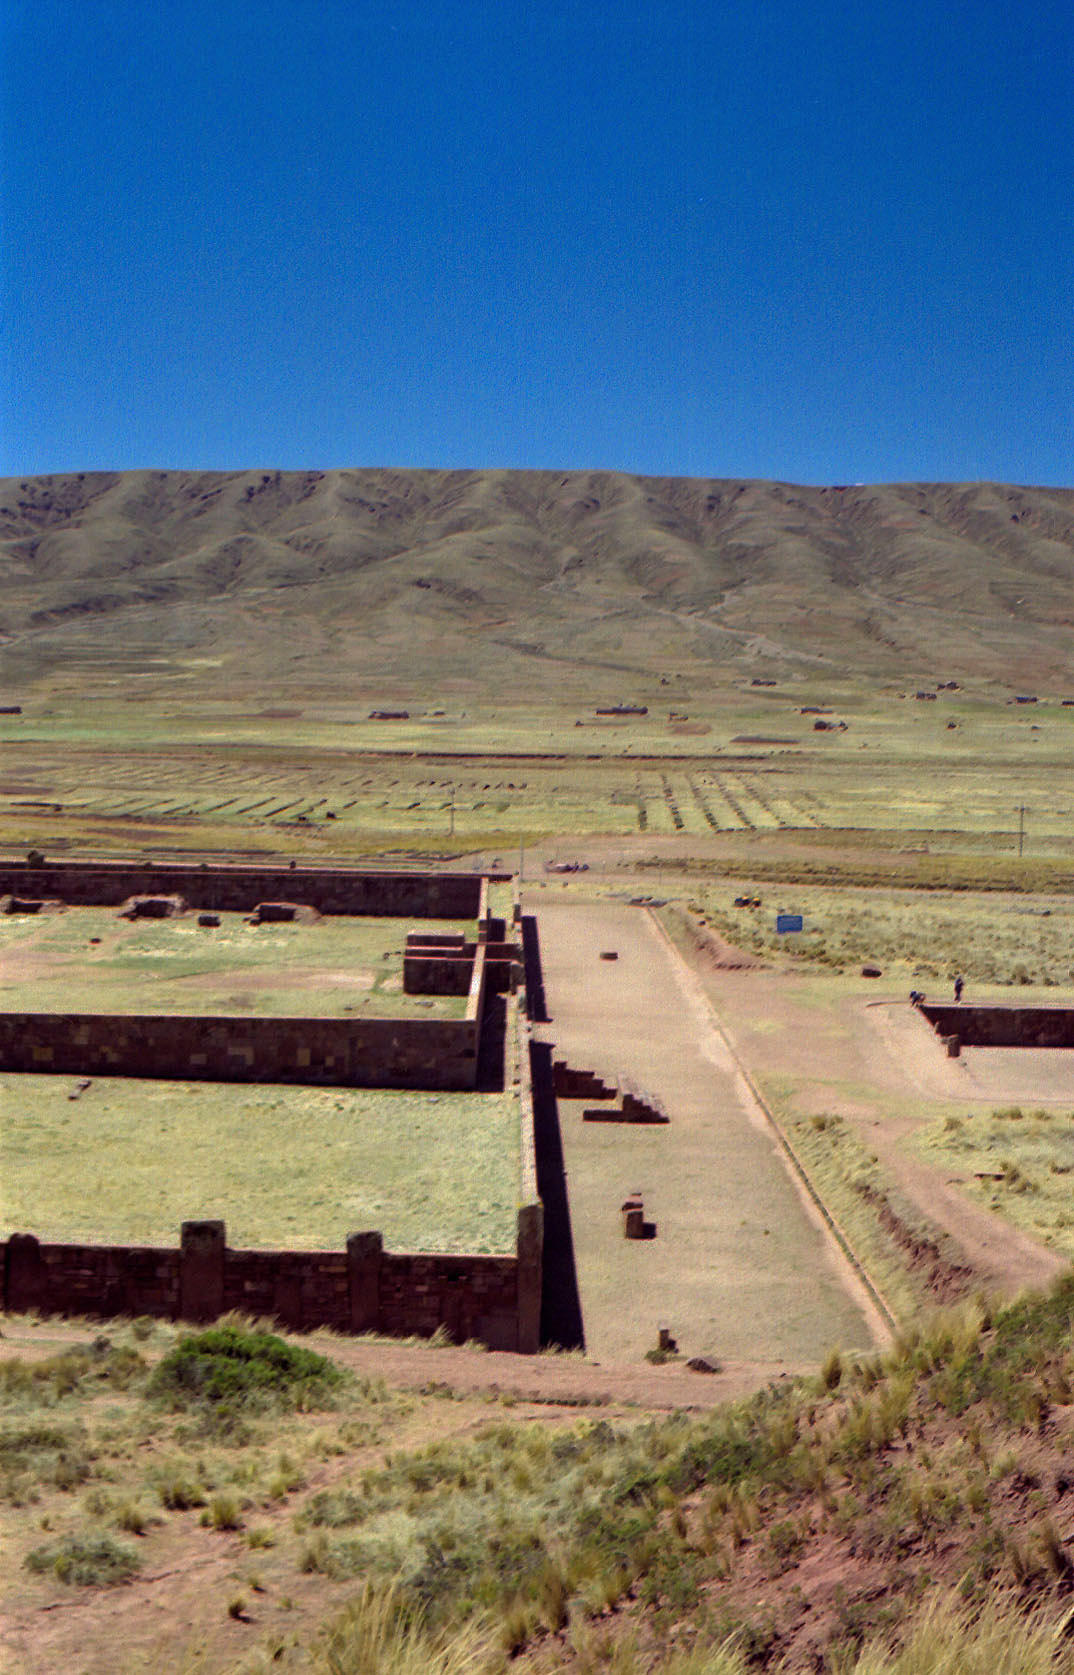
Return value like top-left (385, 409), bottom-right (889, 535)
top-left (921, 1003), bottom-right (1074, 1048)
top-left (0, 859), bottom-right (487, 919)
top-left (0, 1011), bottom-right (480, 1088)
top-left (404, 940), bottom-right (519, 996)
top-left (4, 1230), bottom-right (182, 1320)
top-left (1, 1214), bottom-right (541, 1351)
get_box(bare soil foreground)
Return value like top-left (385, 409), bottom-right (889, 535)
top-left (0, 1315), bottom-right (778, 1675)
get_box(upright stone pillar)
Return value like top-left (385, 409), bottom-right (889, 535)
top-left (516, 1203), bottom-right (543, 1353)
top-left (6, 1233), bottom-right (45, 1313)
top-left (180, 1220), bottom-right (226, 1324)
top-left (347, 1231), bottom-right (383, 1333)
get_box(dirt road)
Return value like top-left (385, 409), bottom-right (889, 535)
top-left (529, 898), bottom-right (884, 1368)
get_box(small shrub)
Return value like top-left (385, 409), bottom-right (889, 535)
top-left (202, 1492), bottom-right (244, 1531)
top-left (154, 1468), bottom-right (207, 1510)
top-left (306, 1487), bottom-right (367, 1527)
top-left (0, 1422), bottom-right (92, 1498)
top-left (149, 1326), bottom-right (343, 1412)
top-left (113, 1499), bottom-right (160, 1535)
top-left (821, 1349), bottom-right (843, 1392)
top-left (25, 1531), bottom-right (140, 1586)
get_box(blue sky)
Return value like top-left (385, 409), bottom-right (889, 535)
top-left (2, 0), bottom-right (1072, 484)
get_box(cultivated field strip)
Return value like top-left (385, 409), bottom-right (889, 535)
top-left (4, 737), bottom-right (1074, 855)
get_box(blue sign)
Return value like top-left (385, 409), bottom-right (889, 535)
top-left (776, 913), bottom-right (803, 934)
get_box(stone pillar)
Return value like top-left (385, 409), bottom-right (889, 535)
top-left (180, 1221), bottom-right (226, 1324)
top-left (347, 1231), bottom-right (383, 1333)
top-left (516, 1203), bottom-right (543, 1353)
top-left (6, 1233), bottom-right (45, 1312)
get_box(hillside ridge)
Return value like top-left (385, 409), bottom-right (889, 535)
top-left (2, 469), bottom-right (1073, 695)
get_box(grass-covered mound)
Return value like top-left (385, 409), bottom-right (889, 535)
top-left (290, 1279), bottom-right (1074, 1669)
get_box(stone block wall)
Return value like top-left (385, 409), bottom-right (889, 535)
top-left (4, 1231), bottom-right (181, 1320)
top-left (0, 1011), bottom-right (481, 1088)
top-left (921, 1003), bottom-right (1074, 1048)
top-left (379, 1252), bottom-right (521, 1349)
top-left (1, 1211), bottom-right (542, 1351)
top-left (0, 860), bottom-right (486, 919)
top-left (404, 941), bottom-right (520, 996)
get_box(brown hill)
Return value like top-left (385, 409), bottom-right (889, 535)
top-left (1, 468), bottom-right (1073, 699)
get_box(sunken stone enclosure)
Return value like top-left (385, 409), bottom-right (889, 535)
top-left (921, 1003), bottom-right (1074, 1049)
top-left (0, 859), bottom-right (543, 1352)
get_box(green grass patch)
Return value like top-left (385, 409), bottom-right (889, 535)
top-left (675, 883), bottom-right (1074, 986)
top-left (916, 1105), bottom-right (1074, 1261)
top-left (0, 907), bottom-right (470, 1018)
top-left (1, 1078), bottom-right (520, 1251)
top-left (759, 1084), bottom-right (935, 1323)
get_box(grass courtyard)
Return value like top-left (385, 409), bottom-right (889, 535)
top-left (0, 907), bottom-right (473, 1017)
top-left (0, 1075), bottom-right (520, 1253)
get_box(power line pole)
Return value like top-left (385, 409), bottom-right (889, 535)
top-left (1017, 804), bottom-right (1025, 858)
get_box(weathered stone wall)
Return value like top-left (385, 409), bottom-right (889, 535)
top-left (4, 1231), bottom-right (181, 1320)
top-left (405, 948), bottom-right (477, 995)
top-left (0, 859), bottom-right (486, 919)
top-left (1, 1214), bottom-right (539, 1351)
top-left (379, 1252), bottom-right (521, 1349)
top-left (404, 941), bottom-right (520, 996)
top-left (922, 1003), bottom-right (1074, 1048)
top-left (0, 1011), bottom-right (480, 1088)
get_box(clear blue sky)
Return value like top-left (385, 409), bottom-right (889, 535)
top-left (2, 0), bottom-right (1071, 484)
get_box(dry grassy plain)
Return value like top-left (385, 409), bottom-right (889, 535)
top-left (4, 469), bottom-right (1074, 1670)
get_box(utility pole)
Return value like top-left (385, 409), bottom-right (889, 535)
top-left (448, 785), bottom-right (455, 838)
top-left (1018, 804), bottom-right (1025, 858)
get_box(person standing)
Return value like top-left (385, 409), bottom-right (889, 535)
top-left (954, 975), bottom-right (964, 1002)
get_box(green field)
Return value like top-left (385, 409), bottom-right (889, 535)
top-left (0, 907), bottom-right (471, 1017)
top-left (3, 689), bottom-right (1073, 864)
top-left (0, 1075), bottom-right (519, 1252)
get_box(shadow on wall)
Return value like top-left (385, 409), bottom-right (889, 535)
top-left (476, 991), bottom-right (506, 1092)
top-left (531, 1040), bottom-right (584, 1351)
top-left (522, 911), bottom-right (583, 1351)
top-left (521, 913), bottom-right (550, 1023)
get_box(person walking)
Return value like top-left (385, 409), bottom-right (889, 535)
top-left (954, 975), bottom-right (964, 1002)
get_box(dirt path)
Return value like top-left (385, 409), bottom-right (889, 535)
top-left (529, 898), bottom-right (883, 1368)
top-left (694, 964), bottom-right (1071, 1301)
top-left (0, 1315), bottom-right (771, 1413)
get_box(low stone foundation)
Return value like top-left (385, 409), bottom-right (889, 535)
top-left (921, 1003), bottom-right (1074, 1049)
